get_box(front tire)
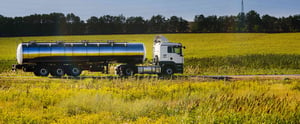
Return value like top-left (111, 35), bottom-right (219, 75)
top-left (164, 67), bottom-right (174, 75)
top-left (158, 66), bottom-right (174, 78)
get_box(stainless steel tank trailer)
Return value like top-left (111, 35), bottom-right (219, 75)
top-left (12, 35), bottom-right (184, 77)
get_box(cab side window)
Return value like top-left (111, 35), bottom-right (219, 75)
top-left (174, 47), bottom-right (181, 54)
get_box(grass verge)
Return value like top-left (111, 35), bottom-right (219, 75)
top-left (0, 78), bottom-right (299, 123)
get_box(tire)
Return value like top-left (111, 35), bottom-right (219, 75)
top-left (66, 66), bottom-right (82, 77)
top-left (117, 65), bottom-right (134, 77)
top-left (34, 66), bottom-right (49, 77)
top-left (159, 66), bottom-right (174, 79)
top-left (164, 67), bottom-right (174, 75)
top-left (51, 67), bottom-right (65, 77)
top-left (124, 67), bottom-right (134, 76)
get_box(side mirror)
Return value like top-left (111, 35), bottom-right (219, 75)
top-left (183, 46), bottom-right (186, 49)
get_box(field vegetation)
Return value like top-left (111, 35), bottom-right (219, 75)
top-left (1, 33), bottom-right (300, 123)
top-left (0, 78), bottom-right (300, 123)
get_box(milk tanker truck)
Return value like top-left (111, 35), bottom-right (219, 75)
top-left (12, 35), bottom-right (184, 77)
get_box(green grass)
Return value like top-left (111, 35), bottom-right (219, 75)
top-left (0, 78), bottom-right (299, 123)
top-left (2, 33), bottom-right (300, 59)
top-left (175, 33), bottom-right (300, 58)
top-left (185, 54), bottom-right (300, 75)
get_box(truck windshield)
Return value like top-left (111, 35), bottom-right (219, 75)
top-left (168, 46), bottom-right (182, 55)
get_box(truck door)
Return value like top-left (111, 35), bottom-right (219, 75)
top-left (167, 46), bottom-right (183, 64)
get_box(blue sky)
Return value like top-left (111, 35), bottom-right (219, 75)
top-left (0, 0), bottom-right (299, 21)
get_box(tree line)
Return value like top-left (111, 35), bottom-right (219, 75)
top-left (0, 13), bottom-right (188, 36)
top-left (0, 10), bottom-right (299, 36)
top-left (192, 10), bottom-right (300, 33)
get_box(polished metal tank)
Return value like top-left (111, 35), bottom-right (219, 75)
top-left (16, 41), bottom-right (145, 64)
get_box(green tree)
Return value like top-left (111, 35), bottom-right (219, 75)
top-left (125, 16), bottom-right (147, 33)
top-left (205, 15), bottom-right (219, 32)
top-left (278, 17), bottom-right (293, 32)
top-left (237, 12), bottom-right (246, 32)
top-left (192, 15), bottom-right (205, 32)
top-left (261, 14), bottom-right (278, 32)
top-left (291, 15), bottom-right (300, 32)
top-left (98, 15), bottom-right (126, 34)
top-left (246, 10), bottom-right (262, 32)
top-left (66, 13), bottom-right (84, 35)
top-left (148, 15), bottom-right (167, 33)
top-left (218, 16), bottom-right (236, 32)
top-left (168, 16), bottom-right (179, 32)
top-left (178, 17), bottom-right (189, 32)
top-left (86, 16), bottom-right (99, 34)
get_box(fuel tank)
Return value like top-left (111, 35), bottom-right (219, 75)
top-left (16, 41), bottom-right (145, 64)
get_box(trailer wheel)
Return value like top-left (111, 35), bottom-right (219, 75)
top-left (66, 66), bottom-right (82, 77)
top-left (51, 67), bottom-right (65, 77)
top-left (34, 66), bottom-right (49, 77)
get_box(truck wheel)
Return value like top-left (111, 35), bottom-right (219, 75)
top-left (124, 68), bottom-right (134, 76)
top-left (159, 67), bottom-right (174, 78)
top-left (164, 67), bottom-right (174, 75)
top-left (34, 66), bottom-right (49, 77)
top-left (51, 67), bottom-right (65, 77)
top-left (157, 67), bottom-right (174, 79)
top-left (67, 66), bottom-right (82, 77)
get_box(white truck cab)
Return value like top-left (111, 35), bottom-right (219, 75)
top-left (153, 35), bottom-right (184, 75)
top-left (114, 35), bottom-right (184, 77)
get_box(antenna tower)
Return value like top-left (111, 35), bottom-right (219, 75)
top-left (241, 0), bottom-right (244, 13)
